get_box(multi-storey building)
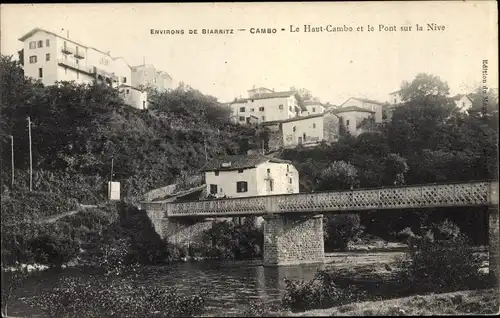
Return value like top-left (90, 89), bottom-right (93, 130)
top-left (130, 64), bottom-right (174, 93)
top-left (300, 101), bottom-right (326, 116)
top-left (338, 97), bottom-right (384, 123)
top-left (229, 88), bottom-right (304, 124)
top-left (281, 111), bottom-right (340, 148)
top-left (333, 106), bottom-right (377, 136)
top-left (18, 27), bottom-right (153, 110)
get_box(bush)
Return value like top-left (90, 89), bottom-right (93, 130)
top-left (323, 214), bottom-right (364, 251)
top-left (24, 275), bottom-right (206, 317)
top-left (282, 270), bottom-right (364, 312)
top-left (397, 220), bottom-right (485, 293)
top-left (28, 234), bottom-right (80, 266)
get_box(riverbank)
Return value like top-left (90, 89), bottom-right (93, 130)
top-left (288, 288), bottom-right (499, 316)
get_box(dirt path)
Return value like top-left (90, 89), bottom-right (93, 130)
top-left (36, 204), bottom-right (98, 224)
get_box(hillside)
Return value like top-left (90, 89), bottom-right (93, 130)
top-left (0, 55), bottom-right (263, 204)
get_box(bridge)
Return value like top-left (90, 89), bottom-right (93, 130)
top-left (141, 180), bottom-right (499, 275)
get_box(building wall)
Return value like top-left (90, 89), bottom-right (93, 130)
top-left (342, 98), bottom-right (383, 123)
top-left (23, 31), bottom-right (59, 85)
top-left (113, 58), bottom-right (132, 87)
top-left (120, 87), bottom-right (148, 110)
top-left (337, 111), bottom-right (374, 136)
top-left (323, 112), bottom-right (341, 143)
top-left (455, 96), bottom-right (473, 112)
top-left (282, 116), bottom-right (325, 148)
top-left (230, 96), bottom-right (298, 124)
top-left (301, 104), bottom-right (325, 116)
top-left (255, 162), bottom-right (299, 196)
top-left (205, 168), bottom-right (259, 198)
top-left (388, 93), bottom-right (403, 104)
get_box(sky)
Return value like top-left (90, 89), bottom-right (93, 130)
top-left (1, 2), bottom-right (498, 105)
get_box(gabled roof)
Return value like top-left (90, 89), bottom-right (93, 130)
top-left (281, 113), bottom-right (325, 124)
top-left (19, 27), bottom-right (113, 57)
top-left (389, 89), bottom-right (402, 95)
top-left (202, 154), bottom-right (291, 172)
top-left (342, 97), bottom-right (384, 106)
top-left (333, 106), bottom-right (375, 114)
top-left (233, 90), bottom-right (297, 103)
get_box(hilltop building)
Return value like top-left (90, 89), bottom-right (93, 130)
top-left (281, 111), bottom-right (341, 148)
top-left (18, 27), bottom-right (174, 110)
top-left (300, 101), bottom-right (327, 116)
top-left (229, 87), bottom-right (304, 124)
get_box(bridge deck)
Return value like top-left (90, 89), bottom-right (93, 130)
top-left (140, 181), bottom-right (498, 218)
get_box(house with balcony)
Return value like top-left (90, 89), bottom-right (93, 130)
top-left (202, 154), bottom-right (299, 199)
top-left (281, 111), bottom-right (341, 148)
top-left (18, 27), bottom-right (148, 110)
top-left (229, 88), bottom-right (304, 125)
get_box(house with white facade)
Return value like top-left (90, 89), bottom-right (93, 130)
top-left (338, 97), bottom-right (384, 123)
top-left (333, 106), bottom-right (377, 137)
top-left (130, 64), bottom-right (174, 93)
top-left (281, 111), bottom-right (340, 148)
top-left (18, 27), bottom-right (149, 110)
top-left (450, 94), bottom-right (473, 112)
top-left (202, 154), bottom-right (299, 198)
top-left (301, 101), bottom-right (326, 116)
top-left (388, 90), bottom-right (403, 105)
top-left (229, 88), bottom-right (304, 125)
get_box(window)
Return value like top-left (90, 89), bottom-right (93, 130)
top-left (394, 98), bottom-right (397, 103)
top-left (267, 168), bottom-right (270, 174)
top-left (45, 53), bottom-right (50, 61)
top-left (37, 40), bottom-right (43, 48)
top-left (29, 41), bottom-right (36, 49)
top-left (313, 123), bottom-right (316, 129)
top-left (289, 177), bottom-right (293, 184)
top-left (259, 107), bottom-right (264, 111)
top-left (123, 77), bottom-right (127, 83)
top-left (346, 119), bottom-right (350, 126)
top-left (240, 107), bottom-right (245, 112)
top-left (143, 101), bottom-right (146, 109)
top-left (214, 171), bottom-right (219, 176)
top-left (312, 107), bottom-right (316, 113)
top-left (462, 102), bottom-right (465, 108)
top-left (29, 55), bottom-right (37, 64)
top-left (279, 104), bottom-right (284, 110)
top-left (250, 108), bottom-right (254, 112)
top-left (236, 181), bottom-right (248, 193)
top-left (289, 106), bottom-right (292, 111)
top-left (262, 116), bottom-right (265, 121)
top-left (126, 89), bottom-right (130, 94)
top-left (38, 68), bottom-right (43, 78)
top-left (287, 165), bottom-right (289, 172)
top-left (239, 116), bottom-right (245, 121)
top-left (238, 169), bottom-right (244, 173)
top-left (293, 126), bottom-right (296, 132)
top-left (46, 39), bottom-right (50, 47)
top-left (210, 184), bottom-right (218, 195)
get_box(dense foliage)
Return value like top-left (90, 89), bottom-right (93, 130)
top-left (324, 214), bottom-right (364, 251)
top-left (397, 220), bottom-right (487, 293)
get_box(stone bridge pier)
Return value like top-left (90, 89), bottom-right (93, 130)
top-left (263, 214), bottom-right (324, 266)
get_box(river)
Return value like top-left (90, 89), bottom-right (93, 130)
top-left (7, 259), bottom-right (327, 317)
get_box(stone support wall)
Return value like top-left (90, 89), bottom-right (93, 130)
top-left (263, 214), bottom-right (324, 266)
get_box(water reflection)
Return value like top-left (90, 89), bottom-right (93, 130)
top-left (9, 260), bottom-right (326, 316)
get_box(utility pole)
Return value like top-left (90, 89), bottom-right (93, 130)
top-left (10, 135), bottom-right (14, 188)
top-left (27, 117), bottom-right (32, 192)
top-left (109, 158), bottom-right (114, 200)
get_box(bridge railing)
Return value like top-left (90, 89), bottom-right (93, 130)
top-left (144, 181), bottom-right (496, 217)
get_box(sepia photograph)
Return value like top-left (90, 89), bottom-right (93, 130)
top-left (0, 1), bottom-right (498, 317)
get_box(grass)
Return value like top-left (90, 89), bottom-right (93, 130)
top-left (288, 288), bottom-right (499, 316)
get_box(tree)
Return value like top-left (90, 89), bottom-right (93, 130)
top-left (399, 73), bottom-right (450, 102)
top-left (383, 153), bottom-right (409, 186)
top-left (289, 86), bottom-right (313, 101)
top-left (317, 161), bottom-right (359, 191)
